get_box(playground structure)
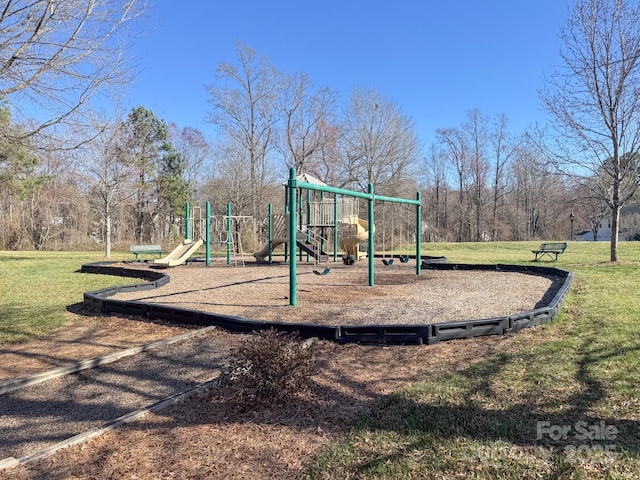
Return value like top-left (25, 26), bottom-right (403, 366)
top-left (338, 216), bottom-right (370, 262)
top-left (171, 168), bottom-right (422, 306)
top-left (284, 168), bottom-right (422, 305)
top-left (252, 192), bottom-right (367, 264)
top-left (153, 239), bottom-right (203, 268)
top-left (180, 195), bottom-right (366, 267)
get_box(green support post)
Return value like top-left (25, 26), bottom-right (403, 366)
top-left (284, 187), bottom-right (289, 263)
top-left (185, 202), bottom-right (191, 241)
top-left (298, 187), bottom-right (303, 262)
top-left (333, 195), bottom-right (339, 262)
top-left (288, 168), bottom-right (298, 306)
top-left (368, 184), bottom-right (375, 287)
top-left (416, 192), bottom-right (421, 275)
top-left (320, 191), bottom-right (325, 255)
top-left (306, 189), bottom-right (311, 263)
top-left (268, 203), bottom-right (273, 264)
top-left (206, 201), bottom-right (211, 266)
top-left (226, 203), bottom-right (232, 265)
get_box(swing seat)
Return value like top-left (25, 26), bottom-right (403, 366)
top-left (313, 267), bottom-right (331, 276)
top-left (399, 255), bottom-right (409, 263)
top-left (382, 258), bottom-right (394, 266)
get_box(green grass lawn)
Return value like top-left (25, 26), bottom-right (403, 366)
top-left (304, 241), bottom-right (640, 479)
top-left (0, 251), bottom-right (137, 344)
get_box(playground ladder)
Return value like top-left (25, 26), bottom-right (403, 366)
top-left (296, 228), bottom-right (329, 263)
top-left (225, 230), bottom-right (245, 267)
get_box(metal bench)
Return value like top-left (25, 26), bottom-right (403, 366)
top-left (130, 244), bottom-right (163, 259)
top-left (531, 242), bottom-right (567, 261)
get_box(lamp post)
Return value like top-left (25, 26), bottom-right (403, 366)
top-left (570, 212), bottom-right (575, 241)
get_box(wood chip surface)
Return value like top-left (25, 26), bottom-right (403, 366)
top-left (112, 259), bottom-right (557, 326)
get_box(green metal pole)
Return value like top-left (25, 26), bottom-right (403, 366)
top-left (306, 189), bottom-right (312, 261)
top-left (284, 186), bottom-right (289, 263)
top-left (288, 168), bottom-right (297, 306)
top-left (205, 201), bottom-right (211, 266)
top-left (368, 183), bottom-right (375, 287)
top-left (320, 191), bottom-right (325, 254)
top-left (298, 186), bottom-right (303, 262)
top-left (268, 203), bottom-right (273, 264)
top-left (185, 202), bottom-right (191, 240)
top-left (416, 192), bottom-right (421, 275)
top-left (289, 181), bottom-right (420, 206)
top-left (333, 194), bottom-right (339, 262)
top-left (226, 203), bottom-right (232, 265)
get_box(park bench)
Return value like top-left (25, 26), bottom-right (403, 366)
top-left (531, 242), bottom-right (567, 261)
top-left (130, 244), bottom-right (163, 259)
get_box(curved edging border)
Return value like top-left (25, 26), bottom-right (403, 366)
top-left (81, 261), bottom-right (573, 346)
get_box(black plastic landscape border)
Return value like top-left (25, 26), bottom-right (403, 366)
top-left (81, 261), bottom-right (573, 346)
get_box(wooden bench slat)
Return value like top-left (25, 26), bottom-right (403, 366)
top-left (130, 245), bottom-right (162, 252)
top-left (130, 245), bottom-right (163, 259)
top-left (531, 242), bottom-right (567, 261)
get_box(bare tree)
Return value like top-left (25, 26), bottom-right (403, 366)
top-left (204, 142), bottom-right (254, 216)
top-left (489, 114), bottom-right (516, 240)
top-left (75, 113), bottom-right (134, 257)
top-left (539, 0), bottom-right (640, 261)
top-left (422, 144), bottom-right (451, 241)
top-left (313, 121), bottom-right (342, 185)
top-left (437, 127), bottom-right (470, 241)
top-left (463, 109), bottom-right (490, 241)
top-left (0, 0), bottom-right (147, 144)
top-left (207, 42), bottom-right (281, 217)
top-left (573, 182), bottom-right (610, 241)
top-left (511, 146), bottom-right (548, 240)
top-left (278, 71), bottom-right (338, 175)
top-left (341, 87), bottom-right (420, 195)
top-left (509, 142), bottom-right (573, 240)
top-left (168, 124), bottom-right (212, 199)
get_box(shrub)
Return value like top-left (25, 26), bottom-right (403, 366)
top-left (220, 329), bottom-right (315, 406)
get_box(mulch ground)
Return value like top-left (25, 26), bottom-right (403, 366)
top-left (112, 259), bottom-right (557, 326)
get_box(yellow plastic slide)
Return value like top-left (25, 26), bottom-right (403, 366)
top-left (253, 238), bottom-right (287, 263)
top-left (339, 217), bottom-right (369, 260)
top-left (153, 239), bottom-right (203, 268)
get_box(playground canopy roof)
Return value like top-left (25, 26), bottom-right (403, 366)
top-left (284, 173), bottom-right (327, 187)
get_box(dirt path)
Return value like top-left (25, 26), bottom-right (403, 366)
top-left (0, 328), bottom-right (244, 461)
top-left (0, 315), bottom-right (191, 382)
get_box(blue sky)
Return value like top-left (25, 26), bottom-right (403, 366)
top-left (129, 1), bottom-right (571, 148)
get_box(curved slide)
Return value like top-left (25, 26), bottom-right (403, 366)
top-left (153, 239), bottom-right (203, 268)
top-left (339, 217), bottom-right (369, 260)
top-left (253, 238), bottom-right (287, 263)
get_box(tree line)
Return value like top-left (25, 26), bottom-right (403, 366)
top-left (0, 42), bottom-right (610, 252)
top-left (2, 1), bottom-right (640, 262)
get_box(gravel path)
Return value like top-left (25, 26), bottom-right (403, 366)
top-left (0, 328), bottom-right (236, 461)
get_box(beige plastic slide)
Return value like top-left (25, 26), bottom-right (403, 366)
top-left (153, 238), bottom-right (203, 268)
top-left (253, 238), bottom-right (287, 263)
top-left (339, 217), bottom-right (369, 260)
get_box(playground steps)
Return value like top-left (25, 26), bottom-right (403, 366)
top-left (296, 240), bottom-right (329, 263)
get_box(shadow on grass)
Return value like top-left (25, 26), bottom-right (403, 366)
top-left (310, 345), bottom-right (640, 478)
